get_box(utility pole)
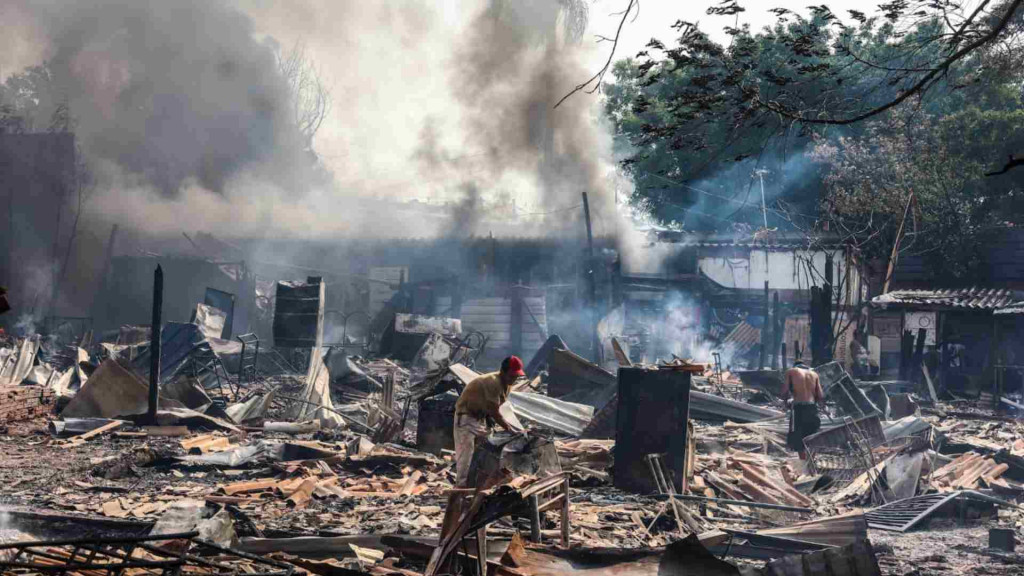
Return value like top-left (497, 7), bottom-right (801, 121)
top-left (754, 169), bottom-right (770, 230)
top-left (582, 192), bottom-right (598, 361)
top-left (147, 265), bottom-right (163, 424)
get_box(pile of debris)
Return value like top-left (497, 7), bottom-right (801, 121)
top-left (1, 299), bottom-right (1023, 576)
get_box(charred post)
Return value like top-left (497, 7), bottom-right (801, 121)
top-left (147, 264), bottom-right (163, 425)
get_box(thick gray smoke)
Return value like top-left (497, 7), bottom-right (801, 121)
top-left (5, 0), bottom-right (310, 197)
top-left (4, 0), bottom-right (621, 241)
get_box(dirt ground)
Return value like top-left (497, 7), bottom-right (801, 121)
top-left (2, 417), bottom-right (1022, 576)
top-left (872, 521), bottom-right (1024, 576)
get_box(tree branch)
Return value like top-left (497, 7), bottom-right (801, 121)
top-left (755, 0), bottom-right (1023, 125)
top-left (555, 0), bottom-right (638, 109)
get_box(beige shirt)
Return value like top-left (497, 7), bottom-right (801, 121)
top-left (455, 372), bottom-right (510, 419)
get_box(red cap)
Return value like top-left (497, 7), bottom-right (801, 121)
top-left (504, 355), bottom-right (526, 377)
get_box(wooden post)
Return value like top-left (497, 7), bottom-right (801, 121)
top-left (510, 284), bottom-right (524, 360)
top-left (771, 291), bottom-right (781, 370)
top-left (913, 328), bottom-right (927, 375)
top-left (899, 330), bottom-right (912, 381)
top-left (560, 477), bottom-right (571, 548)
top-left (612, 256), bottom-right (623, 308)
top-left (823, 254), bottom-right (834, 363)
top-left (147, 265), bottom-right (163, 424)
top-left (475, 526), bottom-right (487, 576)
top-left (529, 494), bottom-right (542, 543)
top-left (991, 317), bottom-right (1002, 409)
top-left (809, 286), bottom-right (820, 366)
top-left (581, 192), bottom-right (599, 362)
top-left (759, 281), bottom-right (769, 370)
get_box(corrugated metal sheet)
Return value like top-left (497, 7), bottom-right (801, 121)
top-left (872, 287), bottom-right (1024, 311)
top-left (393, 313), bottom-right (461, 335)
top-left (722, 321), bottom-right (761, 357)
top-left (457, 296), bottom-right (548, 358)
top-left (507, 391), bottom-right (594, 436)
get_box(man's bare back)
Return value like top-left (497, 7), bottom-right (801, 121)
top-left (783, 365), bottom-right (824, 404)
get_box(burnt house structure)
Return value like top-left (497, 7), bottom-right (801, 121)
top-left (91, 234), bottom-right (616, 367)
top-left (869, 228), bottom-right (1024, 402)
top-left (871, 288), bottom-right (1024, 401)
top-left (615, 230), bottom-right (862, 369)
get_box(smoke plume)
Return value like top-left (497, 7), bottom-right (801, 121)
top-left (3, 0), bottom-right (620, 240)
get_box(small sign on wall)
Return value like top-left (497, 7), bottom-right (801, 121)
top-left (903, 311), bottom-right (937, 345)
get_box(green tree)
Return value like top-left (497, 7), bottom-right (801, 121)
top-left (601, 1), bottom-right (1024, 235)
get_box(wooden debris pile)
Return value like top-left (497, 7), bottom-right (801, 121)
top-left (690, 448), bottom-right (814, 511)
top-left (555, 439), bottom-right (613, 481)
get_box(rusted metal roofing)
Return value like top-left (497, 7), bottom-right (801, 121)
top-left (871, 288), bottom-right (1024, 311)
top-left (722, 321), bottom-right (761, 357)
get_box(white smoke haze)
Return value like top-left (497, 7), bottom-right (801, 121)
top-left (5, 0), bottom-right (623, 241)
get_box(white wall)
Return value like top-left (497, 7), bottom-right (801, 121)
top-left (699, 249), bottom-right (861, 305)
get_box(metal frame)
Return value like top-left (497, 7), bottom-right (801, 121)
top-left (433, 474), bottom-right (571, 576)
top-left (864, 490), bottom-right (1014, 532)
top-left (236, 332), bottom-right (260, 387)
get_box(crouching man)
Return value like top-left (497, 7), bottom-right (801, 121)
top-left (453, 355), bottom-right (525, 486)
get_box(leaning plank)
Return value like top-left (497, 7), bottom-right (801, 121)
top-left (142, 426), bottom-right (190, 437)
top-left (223, 479), bottom-right (280, 495)
top-left (61, 420), bottom-right (124, 448)
top-left (831, 457), bottom-right (891, 504)
top-left (737, 463), bottom-right (814, 507)
top-left (735, 476), bottom-right (786, 506)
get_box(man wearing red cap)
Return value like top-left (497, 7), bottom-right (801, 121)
top-left (453, 355), bottom-right (526, 486)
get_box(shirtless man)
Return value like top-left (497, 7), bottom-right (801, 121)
top-left (781, 360), bottom-right (826, 460)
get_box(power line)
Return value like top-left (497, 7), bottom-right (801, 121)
top-left (639, 170), bottom-right (822, 222)
top-left (513, 203), bottom-right (584, 216)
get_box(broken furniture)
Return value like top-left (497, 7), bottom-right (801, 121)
top-left (815, 361), bottom-right (882, 418)
top-left (236, 333), bottom-right (260, 387)
top-left (645, 452), bottom-right (703, 533)
top-left (272, 278), bottom-right (325, 350)
top-left (802, 415), bottom-right (886, 482)
top-left (379, 313), bottom-right (462, 362)
top-left (429, 473), bottom-right (570, 576)
top-left (416, 391), bottom-right (458, 455)
top-left (803, 413), bottom-right (931, 496)
top-left (613, 366), bottom-right (694, 494)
